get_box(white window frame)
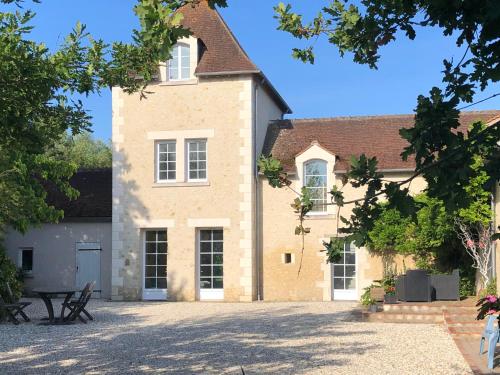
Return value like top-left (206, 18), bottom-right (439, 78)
top-left (156, 141), bottom-right (176, 183)
top-left (331, 241), bottom-right (358, 301)
top-left (168, 43), bottom-right (190, 81)
top-left (18, 247), bottom-right (33, 276)
top-left (142, 229), bottom-right (168, 300)
top-left (304, 159), bottom-right (328, 213)
top-left (186, 139), bottom-right (208, 182)
top-left (197, 228), bottom-right (224, 301)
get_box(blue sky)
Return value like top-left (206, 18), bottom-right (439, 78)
top-left (17, 0), bottom-right (500, 141)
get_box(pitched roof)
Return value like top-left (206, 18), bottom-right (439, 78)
top-left (262, 110), bottom-right (500, 173)
top-left (178, 1), bottom-right (292, 114)
top-left (46, 169), bottom-right (111, 221)
top-left (180, 1), bottom-right (258, 75)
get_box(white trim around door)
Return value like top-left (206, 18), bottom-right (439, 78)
top-left (331, 241), bottom-right (358, 301)
top-left (197, 228), bottom-right (224, 301)
top-left (142, 229), bottom-right (168, 300)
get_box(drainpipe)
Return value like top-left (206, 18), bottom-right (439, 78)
top-left (254, 81), bottom-right (261, 301)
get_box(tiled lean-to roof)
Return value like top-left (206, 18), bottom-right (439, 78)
top-left (262, 111), bottom-right (500, 173)
top-left (178, 1), bottom-right (291, 114)
top-left (46, 168), bottom-right (112, 221)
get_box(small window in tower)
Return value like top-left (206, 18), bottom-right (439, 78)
top-left (168, 43), bottom-right (190, 81)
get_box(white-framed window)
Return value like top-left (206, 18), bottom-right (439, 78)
top-left (144, 230), bottom-right (168, 291)
top-left (156, 141), bottom-right (176, 182)
top-left (304, 159), bottom-right (328, 213)
top-left (168, 43), bottom-right (190, 81)
top-left (18, 247), bottom-right (33, 276)
top-left (187, 139), bottom-right (207, 181)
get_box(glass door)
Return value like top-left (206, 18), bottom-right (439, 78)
top-left (142, 230), bottom-right (167, 300)
top-left (332, 241), bottom-right (357, 300)
top-left (198, 229), bottom-right (224, 300)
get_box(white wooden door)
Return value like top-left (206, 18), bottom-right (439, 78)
top-left (142, 230), bottom-right (168, 300)
top-left (76, 242), bottom-right (101, 298)
top-left (198, 229), bottom-right (224, 301)
top-left (332, 242), bottom-right (357, 300)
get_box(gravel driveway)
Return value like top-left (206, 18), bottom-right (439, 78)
top-left (0, 299), bottom-right (470, 374)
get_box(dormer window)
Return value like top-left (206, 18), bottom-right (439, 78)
top-left (168, 43), bottom-right (190, 81)
top-left (304, 159), bottom-right (327, 213)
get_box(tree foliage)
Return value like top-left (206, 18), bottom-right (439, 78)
top-left (270, 0), bottom-right (500, 243)
top-left (0, 241), bottom-right (22, 301)
top-left (367, 207), bottom-right (413, 256)
top-left (258, 2), bottom-right (500, 267)
top-left (48, 133), bottom-right (112, 169)
top-left (0, 0), bottom-right (230, 233)
top-left (366, 194), bottom-right (453, 264)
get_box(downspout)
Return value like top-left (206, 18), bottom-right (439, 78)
top-left (254, 80), bottom-right (261, 301)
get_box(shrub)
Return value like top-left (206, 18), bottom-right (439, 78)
top-left (360, 286), bottom-right (376, 306)
top-left (478, 277), bottom-right (497, 299)
top-left (459, 276), bottom-right (475, 298)
top-left (0, 243), bottom-right (23, 301)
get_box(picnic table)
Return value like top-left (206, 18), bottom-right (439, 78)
top-left (33, 289), bottom-right (77, 324)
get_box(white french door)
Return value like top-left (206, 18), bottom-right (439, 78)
top-left (198, 229), bottom-right (224, 300)
top-left (142, 230), bottom-right (168, 300)
top-left (332, 242), bottom-right (357, 300)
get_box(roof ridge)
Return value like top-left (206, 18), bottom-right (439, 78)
top-left (280, 110), bottom-right (500, 123)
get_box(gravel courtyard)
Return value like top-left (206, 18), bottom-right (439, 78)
top-left (0, 299), bottom-right (471, 375)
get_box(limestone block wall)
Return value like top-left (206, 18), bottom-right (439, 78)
top-left (260, 172), bottom-right (424, 301)
top-left (111, 76), bottom-right (256, 301)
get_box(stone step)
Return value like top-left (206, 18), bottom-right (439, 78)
top-left (383, 304), bottom-right (444, 313)
top-left (446, 320), bottom-right (486, 327)
top-left (444, 305), bottom-right (479, 311)
top-left (444, 311), bottom-right (480, 317)
top-left (363, 311), bottom-right (444, 323)
top-left (444, 315), bottom-right (482, 324)
top-left (447, 325), bottom-right (484, 336)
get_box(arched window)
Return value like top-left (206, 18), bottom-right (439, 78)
top-left (304, 159), bottom-right (327, 212)
top-left (168, 43), bottom-right (190, 81)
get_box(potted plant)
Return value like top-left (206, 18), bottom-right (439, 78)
top-left (384, 286), bottom-right (397, 304)
top-left (361, 287), bottom-right (378, 312)
top-left (370, 285), bottom-right (385, 302)
top-left (378, 272), bottom-right (397, 304)
top-left (477, 294), bottom-right (500, 320)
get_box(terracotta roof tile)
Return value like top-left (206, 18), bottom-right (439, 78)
top-left (262, 111), bottom-right (500, 173)
top-left (178, 1), bottom-right (291, 114)
top-left (179, 1), bottom-right (258, 75)
top-left (45, 169), bottom-right (111, 221)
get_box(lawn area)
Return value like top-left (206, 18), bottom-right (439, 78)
top-left (0, 299), bottom-right (470, 374)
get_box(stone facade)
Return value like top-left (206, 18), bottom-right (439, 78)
top-left (110, 4), bottom-right (500, 302)
top-left (261, 166), bottom-right (424, 301)
top-left (111, 67), bottom-right (286, 301)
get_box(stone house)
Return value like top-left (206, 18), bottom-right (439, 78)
top-left (5, 2), bottom-right (500, 302)
top-left (110, 2), bottom-right (500, 302)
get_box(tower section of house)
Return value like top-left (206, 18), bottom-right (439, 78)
top-left (111, 1), bottom-right (290, 301)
